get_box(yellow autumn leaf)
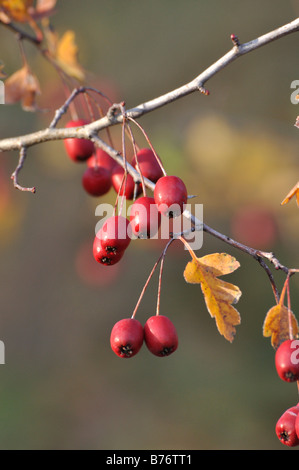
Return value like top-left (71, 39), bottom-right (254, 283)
top-left (0, 0), bottom-right (33, 22)
top-left (183, 252), bottom-right (241, 342)
top-left (56, 30), bottom-right (85, 81)
top-left (263, 304), bottom-right (299, 349)
top-left (281, 181), bottom-right (299, 208)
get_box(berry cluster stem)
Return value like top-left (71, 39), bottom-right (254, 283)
top-left (279, 274), bottom-right (295, 341)
top-left (127, 117), bottom-right (167, 177)
top-left (156, 239), bottom-right (173, 316)
top-left (131, 239), bottom-right (174, 320)
top-left (125, 121), bottom-right (147, 197)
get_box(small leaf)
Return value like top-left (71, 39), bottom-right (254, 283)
top-left (281, 182), bottom-right (299, 207)
top-left (56, 30), bottom-right (85, 81)
top-left (263, 304), bottom-right (299, 349)
top-left (183, 252), bottom-right (241, 342)
top-left (5, 65), bottom-right (40, 111)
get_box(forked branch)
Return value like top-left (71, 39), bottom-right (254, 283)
top-left (0, 17), bottom-right (299, 151)
top-left (0, 17), bottom-right (299, 299)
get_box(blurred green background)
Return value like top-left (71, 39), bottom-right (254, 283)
top-left (0, 0), bottom-right (299, 450)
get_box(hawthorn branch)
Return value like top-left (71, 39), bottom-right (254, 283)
top-left (172, 212), bottom-right (289, 302)
top-left (1, 17), bottom-right (299, 299)
top-left (1, 17), bottom-right (299, 151)
top-left (11, 146), bottom-right (36, 193)
top-left (0, 19), bottom-right (42, 44)
top-left (200, 220), bottom-right (289, 302)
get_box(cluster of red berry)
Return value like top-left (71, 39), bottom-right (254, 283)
top-left (63, 118), bottom-right (188, 360)
top-left (110, 315), bottom-right (178, 358)
top-left (274, 339), bottom-right (299, 446)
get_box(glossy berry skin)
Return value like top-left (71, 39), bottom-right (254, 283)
top-left (82, 166), bottom-right (112, 197)
top-left (110, 318), bottom-right (144, 358)
top-left (129, 196), bottom-right (161, 239)
top-left (93, 236), bottom-right (124, 266)
top-left (154, 175), bottom-right (187, 218)
top-left (64, 119), bottom-right (95, 162)
top-left (111, 165), bottom-right (141, 199)
top-left (97, 215), bottom-right (131, 254)
top-left (295, 409), bottom-right (299, 441)
top-left (131, 148), bottom-right (164, 183)
top-left (87, 148), bottom-right (117, 174)
top-left (144, 315), bottom-right (178, 357)
top-left (275, 405), bottom-right (299, 447)
top-left (275, 339), bottom-right (299, 382)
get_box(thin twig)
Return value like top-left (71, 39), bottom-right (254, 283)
top-left (200, 219), bottom-right (288, 301)
top-left (286, 274), bottom-right (294, 340)
top-left (0, 19), bottom-right (42, 44)
top-left (49, 87), bottom-right (82, 128)
top-left (11, 147), bottom-right (36, 193)
top-left (131, 245), bottom-right (167, 319)
top-left (176, 216), bottom-right (287, 303)
top-left (126, 117), bottom-right (167, 177)
top-left (125, 121), bottom-right (147, 197)
top-left (156, 239), bottom-right (174, 316)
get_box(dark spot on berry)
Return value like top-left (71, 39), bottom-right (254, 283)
top-left (279, 430), bottom-right (290, 442)
top-left (106, 246), bottom-right (117, 254)
top-left (284, 371), bottom-right (296, 381)
top-left (159, 346), bottom-right (174, 357)
top-left (120, 344), bottom-right (133, 357)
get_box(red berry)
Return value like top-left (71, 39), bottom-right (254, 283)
top-left (82, 166), bottom-right (112, 197)
top-left (93, 236), bottom-right (124, 266)
top-left (110, 318), bottom-right (144, 358)
top-left (275, 339), bottom-right (299, 382)
top-left (275, 405), bottom-right (299, 447)
top-left (295, 409), bottom-right (299, 440)
top-left (131, 148), bottom-right (164, 183)
top-left (144, 315), bottom-right (178, 357)
top-left (154, 175), bottom-right (187, 218)
top-left (97, 215), bottom-right (131, 254)
top-left (111, 164), bottom-right (141, 199)
top-left (129, 196), bottom-right (161, 239)
top-left (87, 148), bottom-right (117, 173)
top-left (64, 119), bottom-right (95, 162)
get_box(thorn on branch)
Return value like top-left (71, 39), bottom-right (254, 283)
top-left (198, 86), bottom-right (210, 96)
top-left (230, 34), bottom-right (240, 47)
top-left (107, 102), bottom-right (126, 121)
top-left (11, 147), bottom-right (36, 194)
